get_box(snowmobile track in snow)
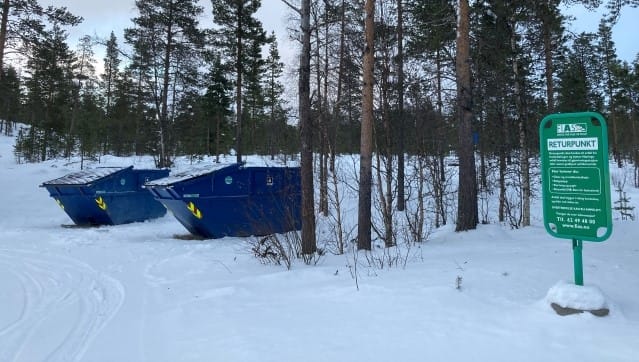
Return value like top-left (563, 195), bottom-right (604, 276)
top-left (0, 248), bottom-right (124, 362)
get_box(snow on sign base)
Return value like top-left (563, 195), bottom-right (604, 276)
top-left (539, 112), bottom-right (613, 242)
top-left (546, 281), bottom-right (610, 317)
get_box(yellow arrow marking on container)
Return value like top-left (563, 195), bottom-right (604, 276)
top-left (186, 201), bottom-right (202, 219)
top-left (95, 196), bottom-right (107, 210)
top-left (55, 198), bottom-right (64, 210)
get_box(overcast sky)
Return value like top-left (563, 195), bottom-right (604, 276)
top-left (37, 0), bottom-right (296, 76)
top-left (43, 1), bottom-right (638, 68)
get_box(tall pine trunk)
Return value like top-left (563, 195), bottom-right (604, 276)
top-left (157, 1), bottom-right (175, 168)
top-left (299, 0), bottom-right (316, 255)
top-left (499, 111), bottom-right (507, 222)
top-left (315, 9), bottom-right (328, 216)
top-left (540, 0), bottom-right (555, 113)
top-left (321, 4), bottom-right (330, 216)
top-left (510, 18), bottom-right (530, 227)
top-left (455, 0), bottom-right (478, 232)
top-left (358, 0), bottom-right (375, 250)
top-left (235, 2), bottom-right (244, 164)
top-left (0, 0), bottom-right (9, 81)
top-left (435, 48), bottom-right (447, 226)
top-left (396, 0), bottom-right (406, 212)
top-left (632, 105), bottom-right (639, 187)
top-left (378, 2), bottom-right (393, 247)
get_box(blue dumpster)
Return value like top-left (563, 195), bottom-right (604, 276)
top-left (41, 166), bottom-right (170, 226)
top-left (145, 163), bottom-right (301, 239)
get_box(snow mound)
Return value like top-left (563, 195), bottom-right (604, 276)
top-left (545, 280), bottom-right (609, 310)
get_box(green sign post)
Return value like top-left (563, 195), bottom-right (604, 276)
top-left (539, 112), bottom-right (613, 285)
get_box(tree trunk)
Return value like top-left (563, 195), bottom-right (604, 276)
top-left (511, 17), bottom-right (530, 227)
top-left (66, 85), bottom-right (80, 159)
top-left (499, 111), bottom-right (506, 222)
top-left (432, 156), bottom-right (443, 228)
top-left (300, 0), bottom-right (316, 255)
top-left (156, 1), bottom-right (175, 168)
top-left (379, 2), bottom-right (393, 247)
top-left (358, 0), bottom-right (375, 250)
top-left (315, 9), bottom-right (328, 216)
top-left (541, 1), bottom-right (555, 113)
top-left (0, 0), bottom-right (10, 81)
top-left (435, 48), bottom-right (447, 225)
top-left (331, 0), bottom-right (346, 165)
top-left (321, 4), bottom-right (330, 215)
top-left (135, 71), bottom-right (143, 155)
top-left (632, 104), bottom-right (638, 187)
top-left (455, 0), bottom-right (478, 232)
top-left (396, 0), bottom-right (406, 212)
top-left (215, 114), bottom-right (221, 162)
top-left (607, 66), bottom-right (621, 168)
top-left (235, 2), bottom-right (244, 164)
top-left (269, 69), bottom-right (275, 160)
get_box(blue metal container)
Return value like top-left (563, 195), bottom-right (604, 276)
top-left (41, 166), bottom-right (170, 225)
top-left (145, 163), bottom-right (301, 239)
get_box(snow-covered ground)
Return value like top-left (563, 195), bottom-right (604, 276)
top-left (1, 130), bottom-right (638, 362)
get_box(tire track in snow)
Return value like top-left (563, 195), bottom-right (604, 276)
top-left (0, 249), bottom-right (124, 362)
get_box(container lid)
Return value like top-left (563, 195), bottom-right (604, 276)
top-left (145, 163), bottom-right (235, 186)
top-left (145, 159), bottom-right (296, 187)
top-left (41, 166), bottom-right (130, 186)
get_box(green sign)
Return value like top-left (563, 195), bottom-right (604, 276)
top-left (539, 112), bottom-right (613, 242)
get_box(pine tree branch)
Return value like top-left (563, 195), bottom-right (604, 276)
top-left (280, 0), bottom-right (301, 16)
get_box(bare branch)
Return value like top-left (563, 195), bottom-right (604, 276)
top-left (280, 0), bottom-right (301, 15)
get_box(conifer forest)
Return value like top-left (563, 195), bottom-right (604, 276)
top-left (1, 0), bottom-right (638, 251)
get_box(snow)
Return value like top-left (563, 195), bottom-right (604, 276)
top-left (1, 131), bottom-right (639, 362)
top-left (41, 166), bottom-right (128, 186)
top-left (146, 158), bottom-right (299, 186)
top-left (144, 163), bottom-right (232, 186)
top-left (546, 281), bottom-right (608, 311)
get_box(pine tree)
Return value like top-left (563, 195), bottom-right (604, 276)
top-left (263, 33), bottom-right (288, 159)
top-left (406, 0), bottom-right (457, 227)
top-left (505, 2), bottom-right (532, 228)
top-left (472, 0), bottom-right (515, 223)
top-left (102, 31), bottom-right (121, 117)
top-left (283, 0), bottom-right (317, 255)
top-left (0, 0), bottom-right (81, 81)
top-left (557, 33), bottom-right (603, 112)
top-left (125, 0), bottom-right (205, 167)
top-left (109, 68), bottom-right (149, 156)
top-left (19, 24), bottom-right (76, 161)
top-left (212, 0), bottom-right (268, 163)
top-left (455, 0), bottom-right (478, 232)
top-left (598, 20), bottom-right (622, 166)
top-left (605, 0), bottom-right (639, 23)
top-left (302, 0), bottom-right (317, 255)
top-left (202, 56), bottom-right (233, 161)
top-left (358, 0), bottom-right (375, 250)
top-left (330, 0), bottom-right (364, 154)
top-left (533, 0), bottom-right (565, 113)
top-left (65, 34), bottom-right (98, 159)
top-left (613, 58), bottom-right (639, 166)
top-left (396, 0), bottom-right (406, 212)
top-left (76, 80), bottom-right (104, 168)
top-left (0, 65), bottom-right (20, 135)
top-left (243, 31), bottom-right (268, 153)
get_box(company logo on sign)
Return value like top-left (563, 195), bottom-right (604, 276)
top-left (557, 123), bottom-right (587, 135)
